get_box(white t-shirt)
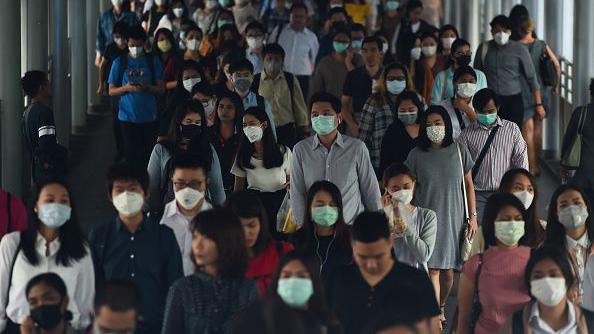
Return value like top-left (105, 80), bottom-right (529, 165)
top-left (231, 146), bottom-right (292, 192)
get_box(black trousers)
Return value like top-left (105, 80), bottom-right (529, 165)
top-left (111, 96), bottom-right (124, 159)
top-left (120, 121), bottom-right (156, 168)
top-left (4, 319), bottom-right (20, 334)
top-left (249, 188), bottom-right (287, 241)
top-left (296, 75), bottom-right (310, 101)
top-left (496, 93), bottom-right (524, 128)
top-left (276, 123), bottom-right (298, 149)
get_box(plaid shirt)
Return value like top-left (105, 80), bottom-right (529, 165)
top-left (359, 95), bottom-right (397, 171)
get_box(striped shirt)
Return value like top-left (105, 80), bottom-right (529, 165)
top-left (458, 117), bottom-right (528, 191)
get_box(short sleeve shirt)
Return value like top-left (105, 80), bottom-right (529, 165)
top-left (231, 146), bottom-right (292, 192)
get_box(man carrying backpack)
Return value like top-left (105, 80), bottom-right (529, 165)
top-left (108, 25), bottom-right (165, 168)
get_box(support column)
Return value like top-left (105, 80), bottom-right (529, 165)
top-left (69, 0), bottom-right (87, 133)
top-left (0, 0), bottom-right (23, 195)
top-left (87, 0), bottom-right (100, 108)
top-left (51, 0), bottom-right (71, 147)
top-left (24, 0), bottom-right (49, 72)
top-left (464, 0), bottom-right (480, 54)
top-left (573, 0), bottom-right (594, 107)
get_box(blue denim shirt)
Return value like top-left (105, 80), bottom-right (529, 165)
top-left (96, 8), bottom-right (139, 54)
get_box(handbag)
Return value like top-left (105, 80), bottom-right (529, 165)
top-left (561, 106), bottom-right (588, 169)
top-left (457, 144), bottom-right (473, 262)
top-left (276, 193), bottom-right (298, 234)
top-left (539, 42), bottom-right (558, 87)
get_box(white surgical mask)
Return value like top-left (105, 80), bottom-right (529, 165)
top-left (513, 190), bottom-right (534, 210)
top-left (390, 189), bottom-right (413, 205)
top-left (202, 100), bottom-right (215, 119)
top-left (111, 0), bottom-right (124, 7)
top-left (421, 46), bottom-right (437, 57)
top-left (531, 277), bottom-right (566, 307)
top-left (441, 37), bottom-right (456, 50)
top-left (386, 80), bottom-right (407, 95)
top-left (426, 125), bottom-right (445, 143)
top-left (113, 191), bottom-right (144, 217)
top-left (558, 205), bottom-right (589, 229)
top-left (114, 37), bottom-right (125, 47)
top-left (246, 37), bottom-right (264, 50)
top-left (183, 77), bottom-right (201, 92)
top-left (155, 0), bottom-right (167, 6)
top-left (243, 126), bottom-right (263, 143)
top-left (186, 39), bottom-right (200, 51)
top-left (175, 187), bottom-right (205, 210)
top-left (494, 220), bottom-right (525, 246)
top-left (410, 47), bottom-right (421, 60)
top-left (206, 0), bottom-right (218, 9)
top-left (457, 82), bottom-right (477, 99)
top-left (173, 8), bottom-right (184, 18)
top-left (494, 31), bottom-right (510, 46)
top-left (38, 203), bottom-right (72, 229)
top-left (411, 21), bottom-right (421, 33)
top-left (129, 46), bottom-right (144, 58)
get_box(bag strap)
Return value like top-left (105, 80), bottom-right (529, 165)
top-left (441, 71), bottom-right (448, 100)
top-left (457, 144), bottom-right (470, 221)
top-left (117, 54), bottom-right (128, 86)
top-left (480, 41), bottom-right (489, 68)
top-left (577, 106), bottom-right (588, 135)
top-left (6, 192), bottom-right (12, 233)
top-left (511, 309), bottom-right (524, 334)
top-left (471, 125), bottom-right (500, 180)
top-left (5, 234), bottom-right (22, 310)
top-left (284, 71), bottom-right (295, 119)
top-left (22, 104), bottom-right (34, 153)
top-left (274, 22), bottom-right (285, 44)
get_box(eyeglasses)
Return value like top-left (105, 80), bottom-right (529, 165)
top-left (173, 181), bottom-right (202, 190)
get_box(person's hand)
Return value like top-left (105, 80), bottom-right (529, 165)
top-left (97, 84), bottom-right (104, 96)
top-left (345, 49), bottom-right (354, 65)
top-left (284, 181), bottom-right (290, 192)
top-left (467, 216), bottom-right (478, 240)
top-left (20, 316), bottom-right (35, 334)
top-left (125, 83), bottom-right (142, 93)
top-left (381, 190), bottom-right (391, 207)
top-left (535, 105), bottom-right (546, 120)
top-left (95, 52), bottom-right (102, 67)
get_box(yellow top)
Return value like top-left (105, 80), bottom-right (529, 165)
top-left (345, 3), bottom-right (371, 25)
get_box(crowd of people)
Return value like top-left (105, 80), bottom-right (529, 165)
top-left (1, 0), bottom-right (594, 333)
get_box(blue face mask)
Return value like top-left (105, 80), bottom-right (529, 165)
top-left (277, 277), bottom-right (314, 307)
top-left (38, 203), bottom-right (71, 229)
top-left (351, 39), bottom-right (363, 49)
top-left (386, 80), bottom-right (406, 95)
top-left (386, 1), bottom-right (400, 10)
top-left (311, 115), bottom-right (336, 136)
top-left (477, 112), bottom-right (497, 126)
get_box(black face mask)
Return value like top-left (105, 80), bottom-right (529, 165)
top-left (181, 124), bottom-right (203, 139)
top-left (30, 304), bottom-right (63, 330)
top-left (455, 54), bottom-right (472, 67)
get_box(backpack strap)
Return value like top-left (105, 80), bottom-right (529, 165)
top-left (256, 94), bottom-right (266, 111)
top-left (283, 71), bottom-right (296, 120)
top-left (6, 192), bottom-right (12, 233)
top-left (117, 53), bottom-right (128, 86)
top-left (511, 309), bottom-right (524, 334)
top-left (441, 71), bottom-right (448, 100)
top-left (480, 41), bottom-right (489, 69)
top-left (274, 22), bottom-right (285, 44)
top-left (5, 234), bottom-right (22, 310)
top-left (251, 73), bottom-right (262, 94)
top-left (146, 53), bottom-right (157, 86)
top-left (22, 104), bottom-right (34, 153)
top-left (577, 106), bottom-right (588, 135)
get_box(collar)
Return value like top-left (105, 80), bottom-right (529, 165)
top-left (35, 232), bottom-right (61, 256)
top-left (287, 25), bottom-right (306, 33)
top-left (163, 199), bottom-right (212, 219)
top-left (312, 131), bottom-right (344, 150)
top-left (243, 91), bottom-right (257, 103)
top-left (529, 301), bottom-right (576, 329)
top-left (115, 214), bottom-right (153, 233)
top-left (477, 117), bottom-right (504, 130)
top-left (566, 232), bottom-right (589, 249)
top-left (261, 70), bottom-right (285, 81)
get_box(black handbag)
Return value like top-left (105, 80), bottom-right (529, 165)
top-left (539, 42), bottom-right (557, 87)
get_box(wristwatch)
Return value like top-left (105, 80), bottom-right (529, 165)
top-left (471, 211), bottom-right (478, 217)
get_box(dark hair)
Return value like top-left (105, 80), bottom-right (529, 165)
top-left (167, 0), bottom-right (189, 21)
top-left (262, 43), bottom-right (286, 59)
top-left (332, 24), bottom-right (351, 41)
top-left (21, 71), bottom-right (48, 97)
top-left (439, 24), bottom-right (459, 39)
top-left (327, 7), bottom-right (348, 20)
top-left (366, 310), bottom-right (420, 334)
top-left (472, 88), bottom-right (498, 113)
top-left (350, 23), bottom-right (366, 35)
top-left (107, 162), bottom-right (150, 196)
top-left (190, 80), bottom-right (214, 97)
top-left (406, 0), bottom-right (423, 12)
top-left (351, 211), bottom-right (391, 243)
top-left (244, 20), bottom-right (266, 35)
top-left (509, 4), bottom-right (531, 40)
top-left (419, 31), bottom-right (438, 44)
top-left (482, 193), bottom-right (530, 247)
top-left (382, 163), bottom-right (416, 189)
top-left (394, 91), bottom-right (423, 125)
top-left (524, 245), bottom-right (575, 299)
top-left (545, 185), bottom-right (594, 253)
top-left (22, 179), bottom-right (87, 267)
top-left (25, 273), bottom-right (68, 300)
top-left (453, 65), bottom-right (477, 83)
top-left (171, 153), bottom-right (210, 174)
top-left (224, 191), bottom-right (271, 255)
top-left (212, 90), bottom-right (244, 136)
top-left (182, 60), bottom-right (206, 82)
top-left (309, 91), bottom-right (341, 114)
top-left (191, 208), bottom-right (248, 279)
top-left (290, 2), bottom-right (308, 13)
top-left (236, 107), bottom-right (284, 170)
top-left (490, 15), bottom-right (512, 31)
top-left (362, 36), bottom-right (383, 51)
top-left (153, 27), bottom-right (178, 58)
top-left (451, 38), bottom-right (470, 54)
top-left (94, 280), bottom-right (139, 313)
top-left (112, 21), bottom-right (128, 37)
top-left (127, 25), bottom-right (147, 41)
top-left (417, 105), bottom-right (454, 151)
top-left (229, 58), bottom-right (254, 75)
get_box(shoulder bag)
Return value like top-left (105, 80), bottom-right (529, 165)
top-left (457, 144), bottom-right (473, 262)
top-left (561, 106), bottom-right (588, 169)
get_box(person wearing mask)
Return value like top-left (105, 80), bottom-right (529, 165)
top-left (153, 28), bottom-right (182, 94)
top-left (379, 91), bottom-right (423, 178)
top-left (181, 24), bottom-right (204, 63)
top-left (89, 163), bottom-right (183, 334)
top-left (341, 36), bottom-right (384, 137)
top-left (438, 24), bottom-right (458, 57)
top-left (269, 3), bottom-right (319, 98)
top-left (199, 11), bottom-right (240, 59)
top-left (456, 193), bottom-right (531, 334)
top-left (0, 179), bottom-right (94, 333)
top-left (438, 65), bottom-right (479, 139)
top-left (349, 23), bottom-right (367, 56)
top-left (208, 91), bottom-right (244, 194)
top-left (412, 31), bottom-right (448, 103)
top-left (405, 105), bottom-right (477, 326)
top-left (231, 107), bottom-right (291, 239)
top-left (142, 0), bottom-right (169, 37)
top-left (167, 0), bottom-right (190, 39)
top-left (108, 25), bottom-right (165, 167)
top-left (192, 0), bottom-right (222, 36)
top-left (95, 0), bottom-right (138, 67)
top-left (474, 15), bottom-right (543, 129)
top-left (148, 99), bottom-right (226, 216)
top-left (225, 191), bottom-right (294, 296)
top-left (544, 185), bottom-right (594, 306)
top-left (232, 0), bottom-right (259, 34)
top-left (314, 7), bottom-right (349, 65)
top-left (261, 0), bottom-right (290, 35)
top-left (0, 188), bottom-right (27, 240)
top-left (160, 155), bottom-right (212, 276)
top-left (311, 25), bottom-right (353, 101)
top-left (291, 181), bottom-right (352, 280)
top-left (161, 209), bottom-right (259, 334)
top-left (327, 212), bottom-right (440, 334)
top-left (292, 92), bottom-right (382, 226)
top-left (233, 252), bottom-right (340, 334)
top-left (459, 88), bottom-right (528, 224)
top-left (190, 82), bottom-right (217, 127)
top-left (212, 50), bottom-right (244, 97)
top-left (98, 22), bottom-right (129, 162)
top-left (381, 163), bottom-right (437, 272)
top-left (431, 38), bottom-right (488, 105)
top-left (20, 273), bottom-right (78, 334)
top-left (500, 245), bottom-right (594, 333)
top-left (359, 62), bottom-right (413, 174)
top-left (244, 21), bottom-right (266, 75)
top-left (378, 0), bottom-right (403, 55)
top-left (254, 44), bottom-right (309, 148)
top-left (93, 280), bottom-right (139, 334)
top-left (395, 0), bottom-right (436, 64)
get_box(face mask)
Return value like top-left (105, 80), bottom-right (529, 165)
top-left (243, 126), bottom-right (264, 143)
top-left (382, 43), bottom-right (389, 54)
top-left (386, 80), bottom-right (406, 95)
top-left (385, 1), bottom-right (400, 11)
top-left (218, 20), bottom-right (233, 29)
top-left (311, 115), bottom-right (336, 136)
top-left (129, 46), bottom-right (143, 58)
top-left (421, 46), bottom-right (437, 57)
top-left (312, 206), bottom-right (339, 227)
top-left (38, 203), bottom-right (71, 229)
top-left (330, 4), bottom-right (343, 8)
top-left (426, 125), bottom-right (445, 144)
top-left (333, 41), bottom-right (349, 54)
top-left (234, 77), bottom-right (253, 94)
top-left (531, 277), bottom-right (566, 306)
top-left (113, 191), bottom-right (144, 217)
top-left (455, 54), bottom-right (471, 67)
top-left (441, 37), bottom-right (456, 50)
top-left (477, 113), bottom-right (497, 126)
top-left (114, 37), bottom-right (125, 47)
top-left (175, 187), bottom-right (205, 210)
top-left (30, 304), bottom-right (63, 331)
top-left (457, 82), bottom-right (476, 99)
top-left (247, 37), bottom-right (264, 50)
top-left (157, 40), bottom-right (172, 53)
top-left (398, 111), bottom-right (417, 125)
top-left (111, 0), bottom-right (124, 7)
top-left (218, 0), bottom-right (230, 7)
top-left (351, 39), bottom-right (363, 49)
top-left (494, 31), bottom-right (510, 46)
top-left (264, 60), bottom-right (283, 76)
top-left (203, 100), bottom-right (215, 118)
top-left (410, 47), bottom-right (421, 60)
top-left (558, 205), bottom-right (589, 229)
top-left (206, 0), bottom-right (218, 9)
top-left (155, 0), bottom-right (167, 5)
top-left (183, 77), bottom-right (201, 92)
top-left (186, 39), bottom-right (200, 51)
top-left (277, 277), bottom-right (314, 307)
top-left (494, 220), bottom-right (525, 246)
top-left (411, 21), bottom-right (421, 33)
top-left (390, 189), bottom-right (413, 205)
top-left (94, 326), bottom-right (134, 334)
top-left (181, 124), bottom-right (203, 139)
top-left (173, 8), bottom-right (184, 18)
top-left (513, 191), bottom-right (535, 210)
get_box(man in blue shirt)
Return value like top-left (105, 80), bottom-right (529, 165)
top-left (109, 25), bottom-right (165, 167)
top-left (96, 0), bottom-right (138, 66)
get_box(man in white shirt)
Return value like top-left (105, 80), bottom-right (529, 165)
top-left (244, 21), bottom-right (266, 74)
top-left (269, 3), bottom-right (319, 99)
top-left (160, 154), bottom-right (212, 276)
